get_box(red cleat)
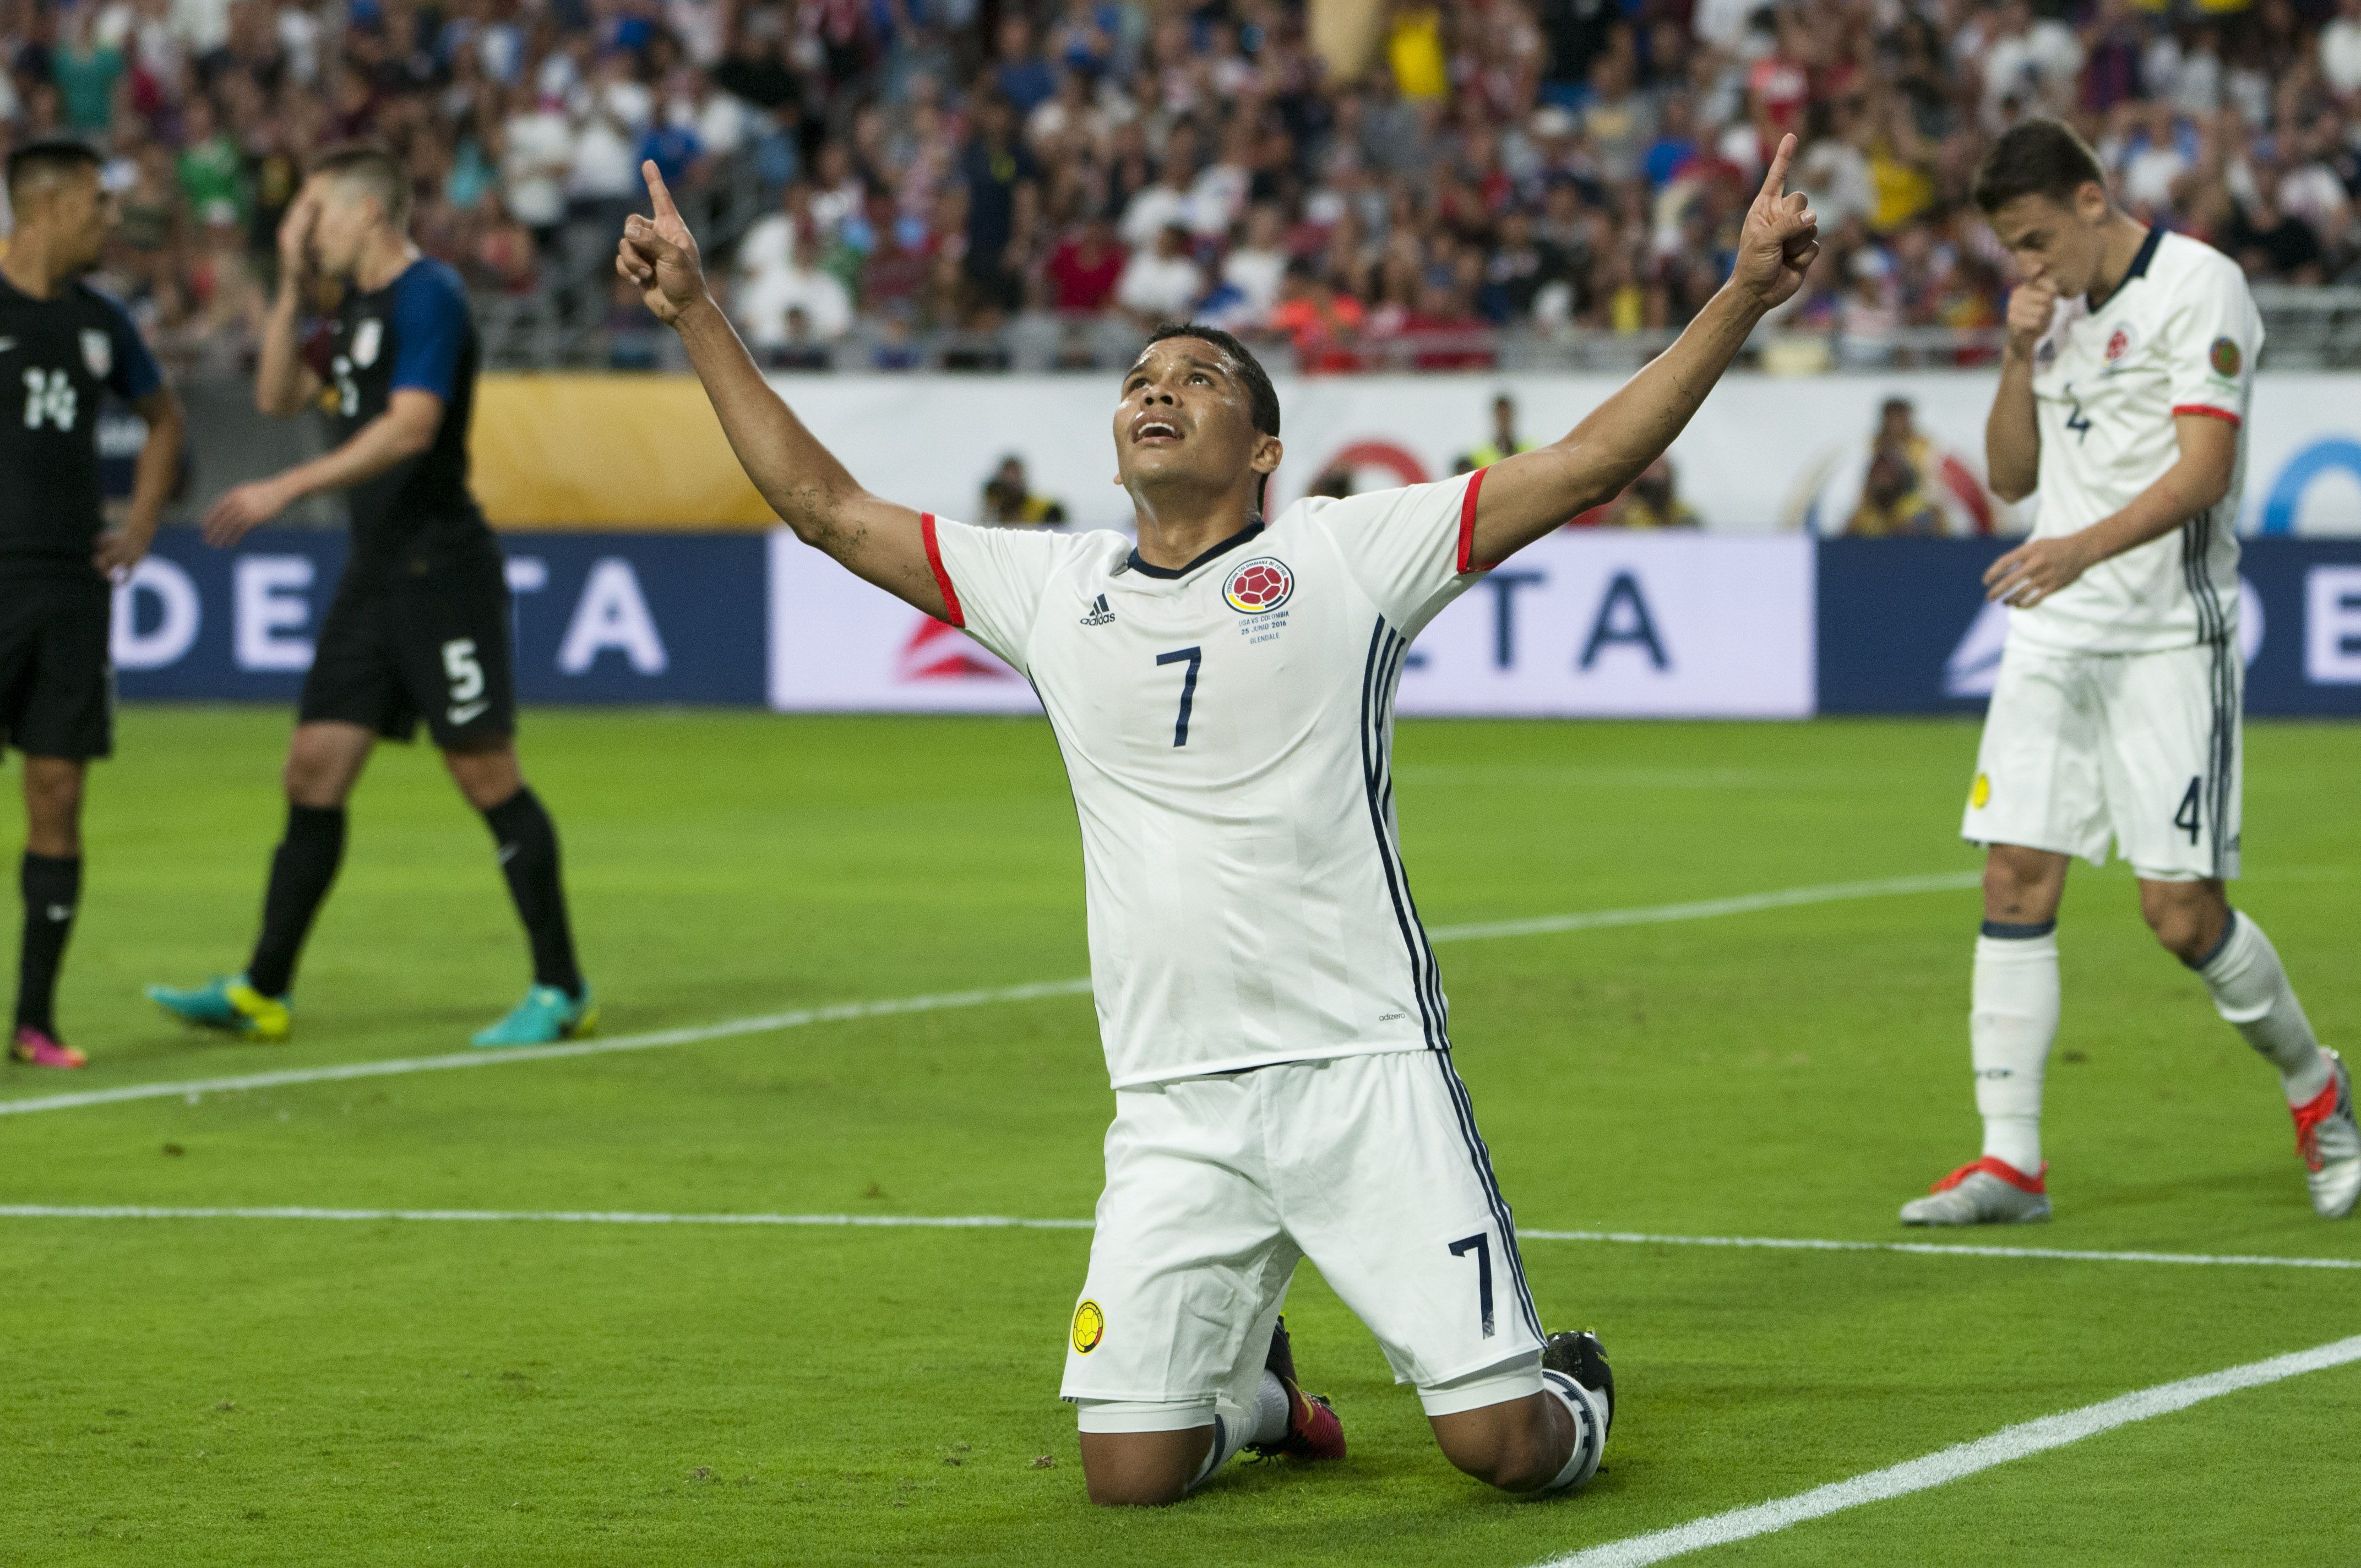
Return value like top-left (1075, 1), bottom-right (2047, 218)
top-left (1247, 1316), bottom-right (1346, 1461)
top-left (11, 1026), bottom-right (86, 1069)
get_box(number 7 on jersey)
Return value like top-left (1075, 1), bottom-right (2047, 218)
top-left (1155, 646), bottom-right (1201, 747)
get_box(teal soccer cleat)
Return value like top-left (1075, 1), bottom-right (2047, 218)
top-left (145, 975), bottom-right (292, 1042)
top-left (472, 984), bottom-right (598, 1048)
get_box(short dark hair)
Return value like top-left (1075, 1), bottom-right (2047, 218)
top-left (1973, 118), bottom-right (2108, 214)
top-left (310, 141), bottom-right (411, 227)
top-left (1136, 322), bottom-right (1282, 511)
top-left (5, 138), bottom-right (102, 202)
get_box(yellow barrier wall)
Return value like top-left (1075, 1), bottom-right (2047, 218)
top-left (470, 374), bottom-right (776, 529)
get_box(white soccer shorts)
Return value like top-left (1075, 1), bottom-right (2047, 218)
top-left (1059, 1050), bottom-right (1548, 1427)
top-left (1962, 635), bottom-right (2242, 881)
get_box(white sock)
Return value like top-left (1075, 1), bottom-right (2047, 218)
top-left (1538, 1368), bottom-right (1607, 1493)
top-left (2194, 911), bottom-right (2332, 1107)
top-left (1972, 923), bottom-right (2060, 1175)
top-left (1187, 1371), bottom-right (1290, 1491)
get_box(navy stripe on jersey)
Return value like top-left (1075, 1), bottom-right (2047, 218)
top-left (1357, 618), bottom-right (1546, 1344)
top-left (2179, 504), bottom-right (2237, 876)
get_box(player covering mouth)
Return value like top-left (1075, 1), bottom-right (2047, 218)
top-left (619, 141), bottom-right (1819, 1505)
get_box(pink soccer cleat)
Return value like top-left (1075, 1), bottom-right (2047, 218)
top-left (11, 1026), bottom-right (86, 1069)
top-left (1247, 1316), bottom-right (1346, 1462)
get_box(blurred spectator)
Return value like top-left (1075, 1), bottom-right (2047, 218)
top-left (8, 0), bottom-right (2352, 377)
top-left (981, 454), bottom-right (1068, 524)
top-left (740, 231), bottom-right (855, 352)
top-left (1607, 457), bottom-right (1700, 529)
top-left (1461, 394), bottom-right (1535, 471)
top-left (1046, 215), bottom-right (1125, 313)
top-left (1845, 451), bottom-right (1946, 537)
top-left (1116, 222), bottom-right (1205, 323)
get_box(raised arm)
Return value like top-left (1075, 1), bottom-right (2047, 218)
top-left (617, 162), bottom-right (946, 619)
top-left (255, 192), bottom-right (325, 418)
top-left (1984, 280), bottom-right (2054, 504)
top-left (1464, 135), bottom-right (1821, 565)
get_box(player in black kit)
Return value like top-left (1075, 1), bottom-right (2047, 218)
top-left (0, 141), bottom-right (184, 1069)
top-left (146, 145), bottom-right (595, 1048)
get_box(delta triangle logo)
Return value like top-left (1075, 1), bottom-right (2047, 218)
top-left (896, 617), bottom-right (1015, 682)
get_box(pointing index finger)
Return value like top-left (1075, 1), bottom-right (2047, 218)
top-left (643, 160), bottom-right (680, 222)
top-left (1758, 133), bottom-right (1797, 207)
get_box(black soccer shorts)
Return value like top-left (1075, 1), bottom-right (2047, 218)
top-left (0, 576), bottom-right (114, 760)
top-left (299, 549), bottom-right (516, 749)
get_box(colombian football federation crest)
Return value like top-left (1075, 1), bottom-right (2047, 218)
top-left (1971, 772), bottom-right (1991, 809)
top-left (79, 328), bottom-right (110, 380)
top-left (2103, 324), bottom-right (2137, 364)
top-left (1070, 1299), bottom-right (1105, 1354)
top-left (1223, 557), bottom-right (1292, 614)
top-left (2209, 336), bottom-right (2242, 378)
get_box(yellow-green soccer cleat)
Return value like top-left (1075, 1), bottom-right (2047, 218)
top-left (144, 975), bottom-right (292, 1043)
top-left (472, 984), bottom-right (598, 1048)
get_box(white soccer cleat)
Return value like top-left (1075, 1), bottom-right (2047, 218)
top-left (2292, 1050), bottom-right (2360, 1221)
top-left (1899, 1157), bottom-right (2051, 1227)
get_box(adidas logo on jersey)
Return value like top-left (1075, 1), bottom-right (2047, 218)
top-left (1079, 594), bottom-right (1116, 627)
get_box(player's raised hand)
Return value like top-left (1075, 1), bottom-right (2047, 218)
top-left (2004, 280), bottom-right (2059, 360)
top-left (276, 190), bottom-right (319, 285)
top-left (618, 161), bottom-right (707, 325)
top-left (1729, 133), bottom-right (1820, 311)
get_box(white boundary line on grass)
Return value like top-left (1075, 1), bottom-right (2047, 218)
top-left (0, 871), bottom-right (1979, 1120)
top-left (1543, 1332), bottom-right (2361, 1568)
top-left (1, 1205), bottom-right (2354, 1274)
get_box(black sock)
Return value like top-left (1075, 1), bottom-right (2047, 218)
top-left (246, 804), bottom-right (346, 998)
top-left (482, 786), bottom-right (582, 998)
top-left (16, 852), bottom-right (81, 1035)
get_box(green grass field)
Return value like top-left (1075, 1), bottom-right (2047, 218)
top-left (4, 706), bottom-right (2358, 1566)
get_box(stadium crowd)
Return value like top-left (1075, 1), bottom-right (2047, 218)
top-left (2, 0), bottom-right (2358, 369)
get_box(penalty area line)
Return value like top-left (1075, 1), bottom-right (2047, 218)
top-left (0, 870), bottom-right (1978, 1120)
top-left (1541, 1332), bottom-right (2361, 1568)
top-left (0, 1206), bottom-right (2353, 1273)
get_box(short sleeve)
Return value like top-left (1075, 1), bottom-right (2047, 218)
top-left (923, 515), bottom-right (1071, 675)
top-left (388, 265), bottom-right (468, 401)
top-left (1312, 468), bottom-right (1490, 636)
top-left (2162, 258), bottom-right (2262, 427)
top-left (99, 292), bottom-right (164, 402)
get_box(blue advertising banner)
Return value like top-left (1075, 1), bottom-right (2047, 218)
top-left (112, 527), bottom-right (769, 707)
top-left (1818, 537), bottom-right (2361, 716)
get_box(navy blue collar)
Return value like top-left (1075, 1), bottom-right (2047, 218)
top-left (2091, 225), bottom-right (2162, 311)
top-left (1125, 520), bottom-right (1264, 580)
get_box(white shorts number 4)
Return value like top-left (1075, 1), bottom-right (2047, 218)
top-left (1962, 636), bottom-right (2242, 881)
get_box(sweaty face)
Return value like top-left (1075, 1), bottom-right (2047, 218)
top-left (19, 168), bottom-right (115, 273)
top-left (1111, 337), bottom-right (1277, 503)
top-left (1989, 189), bottom-right (2108, 297)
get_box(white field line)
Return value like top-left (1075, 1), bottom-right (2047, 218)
top-left (1516, 1227), bottom-right (2361, 1272)
top-left (0, 979), bottom-right (1095, 1118)
top-left (1543, 1333), bottom-right (2361, 1568)
top-left (1, 1205), bottom-right (2354, 1274)
top-left (0, 871), bottom-right (1979, 1120)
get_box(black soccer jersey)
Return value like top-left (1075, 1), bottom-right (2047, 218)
top-left (0, 276), bottom-right (163, 580)
top-left (320, 257), bottom-right (495, 577)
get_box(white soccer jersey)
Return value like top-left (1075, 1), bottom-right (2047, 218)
top-left (926, 473), bottom-right (1492, 1088)
top-left (2016, 228), bottom-right (2262, 655)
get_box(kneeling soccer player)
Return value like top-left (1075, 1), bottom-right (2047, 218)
top-left (145, 145), bottom-right (593, 1048)
top-left (618, 141), bottom-right (1818, 1501)
top-left (1904, 119), bottom-right (2356, 1227)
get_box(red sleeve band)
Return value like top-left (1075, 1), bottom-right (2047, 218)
top-left (2172, 404), bottom-right (2241, 427)
top-left (920, 513), bottom-right (965, 628)
top-left (1457, 465), bottom-right (1492, 574)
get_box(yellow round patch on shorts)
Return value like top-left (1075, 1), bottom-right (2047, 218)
top-left (1971, 772), bottom-right (1991, 809)
top-left (1071, 1299), bottom-right (1105, 1355)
